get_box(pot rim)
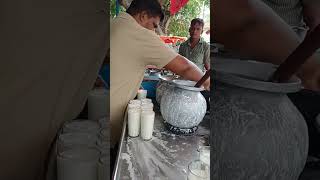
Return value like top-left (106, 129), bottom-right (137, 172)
top-left (172, 80), bottom-right (205, 92)
top-left (213, 59), bottom-right (302, 93)
top-left (159, 75), bottom-right (179, 82)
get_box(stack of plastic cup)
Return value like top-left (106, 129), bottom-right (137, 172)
top-left (98, 117), bottom-right (108, 129)
top-left (141, 98), bottom-right (153, 112)
top-left (199, 146), bottom-right (210, 166)
top-left (127, 99), bottom-right (156, 140)
top-left (88, 88), bottom-right (109, 120)
top-left (127, 100), bottom-right (141, 137)
top-left (57, 118), bottom-right (110, 180)
top-left (63, 120), bottom-right (100, 135)
top-left (97, 129), bottom-right (109, 155)
top-left (58, 133), bottom-right (98, 154)
top-left (140, 110), bottom-right (155, 141)
top-left (57, 148), bottom-right (100, 180)
top-left (98, 155), bottom-right (109, 180)
top-left (187, 160), bottom-right (210, 180)
top-left (129, 99), bottom-right (141, 105)
top-left (128, 108), bottom-right (141, 137)
top-left (140, 98), bottom-right (152, 104)
top-left (137, 89), bottom-right (147, 99)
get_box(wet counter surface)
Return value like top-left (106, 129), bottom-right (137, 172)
top-left (114, 104), bottom-right (210, 180)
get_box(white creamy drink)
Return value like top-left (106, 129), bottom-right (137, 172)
top-left (127, 108), bottom-right (141, 137)
top-left (200, 153), bottom-right (210, 166)
top-left (141, 103), bottom-right (153, 111)
top-left (137, 89), bottom-right (147, 99)
top-left (199, 146), bottom-right (210, 166)
top-left (128, 103), bottom-right (141, 110)
top-left (187, 160), bottom-right (210, 180)
top-left (88, 88), bottom-right (109, 120)
top-left (141, 98), bottom-right (152, 104)
top-left (129, 99), bottom-right (141, 105)
top-left (187, 169), bottom-right (209, 180)
top-left (140, 111), bottom-right (155, 140)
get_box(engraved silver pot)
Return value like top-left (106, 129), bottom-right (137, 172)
top-left (211, 58), bottom-right (308, 180)
top-left (156, 75), bottom-right (177, 104)
top-left (160, 80), bottom-right (207, 128)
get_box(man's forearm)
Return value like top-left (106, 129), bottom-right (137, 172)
top-left (214, 0), bottom-right (302, 65)
top-left (204, 63), bottom-right (210, 70)
top-left (214, 0), bottom-right (320, 91)
top-left (173, 56), bottom-right (204, 81)
top-left (164, 55), bottom-right (210, 89)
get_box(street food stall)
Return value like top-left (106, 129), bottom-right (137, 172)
top-left (112, 77), bottom-right (210, 179)
top-left (113, 102), bottom-right (210, 179)
top-left (111, 1), bottom-right (211, 179)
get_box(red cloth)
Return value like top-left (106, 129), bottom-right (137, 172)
top-left (160, 36), bottom-right (187, 44)
top-left (170, 0), bottom-right (189, 15)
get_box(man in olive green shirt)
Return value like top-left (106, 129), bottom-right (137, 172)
top-left (179, 18), bottom-right (210, 72)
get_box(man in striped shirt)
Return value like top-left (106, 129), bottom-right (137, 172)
top-left (213, 0), bottom-right (320, 91)
top-left (262, 0), bottom-right (320, 40)
top-left (179, 18), bottom-right (210, 72)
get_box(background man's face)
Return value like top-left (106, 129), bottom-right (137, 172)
top-left (189, 23), bottom-right (203, 39)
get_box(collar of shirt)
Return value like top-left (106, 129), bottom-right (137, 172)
top-left (117, 12), bottom-right (138, 25)
top-left (187, 37), bottom-right (205, 47)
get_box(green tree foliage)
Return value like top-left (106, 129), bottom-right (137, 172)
top-left (110, 0), bottom-right (209, 37)
top-left (165, 0), bottom-right (209, 37)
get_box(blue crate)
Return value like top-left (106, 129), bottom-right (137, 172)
top-left (99, 64), bottom-right (110, 89)
top-left (141, 80), bottom-right (159, 99)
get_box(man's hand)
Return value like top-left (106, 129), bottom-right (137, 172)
top-left (203, 79), bottom-right (210, 91)
top-left (303, 1), bottom-right (320, 31)
top-left (164, 55), bottom-right (210, 90)
top-left (298, 57), bottom-right (320, 91)
top-left (146, 65), bottom-right (160, 69)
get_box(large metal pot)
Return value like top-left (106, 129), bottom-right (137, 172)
top-left (160, 80), bottom-right (207, 128)
top-left (155, 75), bottom-right (178, 104)
top-left (211, 58), bottom-right (308, 180)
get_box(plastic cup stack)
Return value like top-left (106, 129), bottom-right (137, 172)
top-left (199, 146), bottom-right (210, 166)
top-left (129, 99), bottom-right (142, 105)
top-left (141, 98), bottom-right (153, 112)
top-left (98, 155), bottom-right (109, 180)
top-left (187, 160), bottom-right (210, 180)
top-left (140, 110), bottom-right (155, 141)
top-left (141, 103), bottom-right (153, 112)
top-left (57, 119), bottom-right (110, 180)
top-left (57, 148), bottom-right (100, 180)
top-left (88, 88), bottom-right (109, 120)
top-left (127, 99), bottom-right (155, 140)
top-left (97, 129), bottom-right (109, 155)
top-left (137, 89), bottom-right (147, 99)
top-left (63, 120), bottom-right (100, 135)
top-left (128, 108), bottom-right (141, 137)
top-left (128, 103), bottom-right (141, 110)
top-left (58, 133), bottom-right (98, 154)
top-left (98, 117), bottom-right (108, 129)
top-left (97, 140), bottom-right (109, 156)
top-left (140, 98), bottom-right (152, 104)
top-left (99, 128), bottom-right (109, 142)
top-left (127, 100), bottom-right (141, 137)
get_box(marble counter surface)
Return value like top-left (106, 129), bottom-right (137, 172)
top-left (114, 105), bottom-right (210, 180)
